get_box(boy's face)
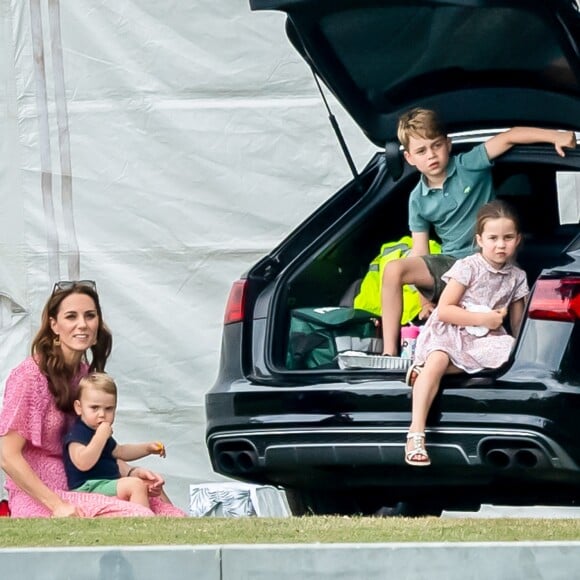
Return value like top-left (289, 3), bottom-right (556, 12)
top-left (403, 134), bottom-right (452, 184)
top-left (74, 386), bottom-right (116, 429)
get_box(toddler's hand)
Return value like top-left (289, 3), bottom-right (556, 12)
top-left (96, 422), bottom-right (113, 439)
top-left (149, 441), bottom-right (166, 458)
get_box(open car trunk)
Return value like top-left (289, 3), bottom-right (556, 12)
top-left (268, 143), bottom-right (580, 373)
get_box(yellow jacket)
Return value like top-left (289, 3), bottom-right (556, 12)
top-left (353, 236), bottom-right (442, 324)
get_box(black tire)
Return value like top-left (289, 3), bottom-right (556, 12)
top-left (284, 488), bottom-right (386, 516)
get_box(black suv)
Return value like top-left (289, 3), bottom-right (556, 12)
top-left (206, 0), bottom-right (580, 515)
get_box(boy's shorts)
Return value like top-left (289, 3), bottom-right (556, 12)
top-left (416, 254), bottom-right (457, 303)
top-left (74, 479), bottom-right (118, 496)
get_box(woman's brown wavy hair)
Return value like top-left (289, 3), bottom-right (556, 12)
top-left (31, 283), bottom-right (112, 412)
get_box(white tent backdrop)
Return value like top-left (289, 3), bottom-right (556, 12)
top-left (0, 0), bottom-right (376, 512)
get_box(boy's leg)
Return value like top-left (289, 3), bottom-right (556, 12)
top-left (380, 256), bottom-right (434, 355)
top-left (117, 476), bottom-right (151, 508)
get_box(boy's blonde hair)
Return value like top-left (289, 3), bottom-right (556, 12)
top-left (397, 108), bottom-right (447, 150)
top-left (77, 372), bottom-right (117, 401)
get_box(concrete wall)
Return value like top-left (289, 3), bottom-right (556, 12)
top-left (2, 542), bottom-right (580, 580)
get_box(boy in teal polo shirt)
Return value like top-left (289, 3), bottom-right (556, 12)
top-left (381, 108), bottom-right (576, 357)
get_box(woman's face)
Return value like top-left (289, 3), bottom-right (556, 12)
top-left (50, 292), bottom-right (99, 363)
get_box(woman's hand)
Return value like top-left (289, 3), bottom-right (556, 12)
top-left (52, 501), bottom-right (84, 518)
top-left (129, 466), bottom-right (166, 496)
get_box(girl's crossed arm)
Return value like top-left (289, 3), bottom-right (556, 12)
top-left (437, 279), bottom-right (506, 330)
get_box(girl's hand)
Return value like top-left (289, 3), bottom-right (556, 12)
top-left (484, 308), bottom-right (507, 330)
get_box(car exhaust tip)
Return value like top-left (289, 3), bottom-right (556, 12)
top-left (483, 445), bottom-right (549, 470)
top-left (215, 446), bottom-right (259, 474)
top-left (216, 450), bottom-right (239, 474)
top-left (485, 448), bottom-right (512, 469)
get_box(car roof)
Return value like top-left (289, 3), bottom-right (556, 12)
top-left (250, 0), bottom-right (580, 147)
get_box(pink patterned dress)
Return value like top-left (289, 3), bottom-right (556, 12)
top-left (414, 253), bottom-right (529, 373)
top-left (0, 357), bottom-right (186, 518)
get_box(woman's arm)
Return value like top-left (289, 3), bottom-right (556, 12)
top-left (0, 431), bottom-right (83, 517)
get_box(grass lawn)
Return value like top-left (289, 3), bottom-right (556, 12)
top-left (1, 516), bottom-right (580, 548)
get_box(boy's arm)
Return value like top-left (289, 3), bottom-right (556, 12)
top-left (67, 422), bottom-right (112, 471)
top-left (409, 231), bottom-right (430, 257)
top-left (113, 441), bottom-right (166, 462)
top-left (484, 127), bottom-right (577, 161)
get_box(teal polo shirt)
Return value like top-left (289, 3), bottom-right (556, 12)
top-left (408, 143), bottom-right (494, 258)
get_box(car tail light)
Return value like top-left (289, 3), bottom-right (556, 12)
top-left (224, 279), bottom-right (247, 325)
top-left (528, 278), bottom-right (580, 322)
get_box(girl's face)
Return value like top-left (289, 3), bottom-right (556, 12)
top-left (476, 217), bottom-right (521, 268)
top-left (74, 386), bottom-right (116, 429)
top-left (50, 293), bottom-right (99, 364)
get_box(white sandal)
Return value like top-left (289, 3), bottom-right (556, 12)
top-left (405, 432), bottom-right (431, 466)
top-left (405, 363), bottom-right (424, 387)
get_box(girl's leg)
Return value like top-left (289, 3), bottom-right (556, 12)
top-left (406, 350), bottom-right (450, 464)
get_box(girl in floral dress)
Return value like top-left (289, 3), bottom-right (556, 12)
top-left (404, 201), bottom-right (529, 467)
top-left (0, 281), bottom-right (186, 517)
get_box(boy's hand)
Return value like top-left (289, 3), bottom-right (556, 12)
top-left (555, 131), bottom-right (577, 157)
top-left (148, 441), bottom-right (166, 458)
top-left (418, 301), bottom-right (435, 320)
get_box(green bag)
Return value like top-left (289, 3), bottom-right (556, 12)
top-left (286, 307), bottom-right (382, 370)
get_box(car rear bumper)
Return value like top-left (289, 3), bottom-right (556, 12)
top-left (206, 375), bottom-right (580, 504)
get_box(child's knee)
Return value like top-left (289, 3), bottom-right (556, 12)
top-left (123, 476), bottom-right (147, 493)
top-left (383, 259), bottom-right (405, 281)
top-left (426, 350), bottom-right (450, 368)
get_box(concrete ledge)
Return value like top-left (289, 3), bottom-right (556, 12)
top-left (0, 546), bottom-right (220, 580)
top-left (2, 541), bottom-right (580, 579)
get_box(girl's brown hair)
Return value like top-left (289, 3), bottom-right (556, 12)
top-left (31, 283), bottom-right (112, 412)
top-left (475, 199), bottom-right (521, 237)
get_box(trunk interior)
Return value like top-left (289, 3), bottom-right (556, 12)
top-left (273, 147), bottom-right (580, 370)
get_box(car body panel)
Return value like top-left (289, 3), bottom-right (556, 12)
top-left (205, 1), bottom-right (580, 514)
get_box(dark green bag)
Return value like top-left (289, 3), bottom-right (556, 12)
top-left (286, 307), bottom-right (382, 370)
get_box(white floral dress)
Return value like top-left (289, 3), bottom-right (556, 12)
top-left (414, 253), bottom-right (529, 373)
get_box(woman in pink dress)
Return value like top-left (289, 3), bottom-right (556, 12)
top-left (0, 280), bottom-right (185, 517)
top-left (404, 201), bottom-right (529, 467)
